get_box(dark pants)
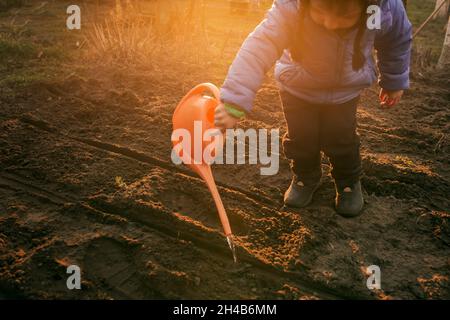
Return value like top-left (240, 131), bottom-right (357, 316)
top-left (280, 90), bottom-right (362, 188)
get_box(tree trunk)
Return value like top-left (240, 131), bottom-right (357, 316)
top-left (437, 16), bottom-right (450, 69)
top-left (433, 0), bottom-right (449, 19)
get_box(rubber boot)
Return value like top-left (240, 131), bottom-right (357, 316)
top-left (284, 176), bottom-right (321, 208)
top-left (335, 180), bottom-right (364, 217)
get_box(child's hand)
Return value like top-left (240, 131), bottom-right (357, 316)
top-left (379, 88), bottom-right (403, 108)
top-left (214, 103), bottom-right (240, 130)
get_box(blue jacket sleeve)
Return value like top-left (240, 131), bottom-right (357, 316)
top-left (220, 0), bottom-right (297, 112)
top-left (375, 0), bottom-right (412, 91)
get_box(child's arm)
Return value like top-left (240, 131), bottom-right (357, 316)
top-left (220, 0), bottom-right (296, 113)
top-left (374, 0), bottom-right (412, 107)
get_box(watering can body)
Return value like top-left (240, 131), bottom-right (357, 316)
top-left (172, 83), bottom-right (221, 180)
top-left (172, 83), bottom-right (232, 238)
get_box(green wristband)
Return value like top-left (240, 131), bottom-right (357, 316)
top-left (224, 103), bottom-right (246, 119)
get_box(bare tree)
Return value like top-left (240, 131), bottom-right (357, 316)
top-left (438, 16), bottom-right (450, 69)
top-left (433, 0), bottom-right (449, 19)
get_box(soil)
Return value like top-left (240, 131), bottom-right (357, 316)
top-left (0, 1), bottom-right (449, 300)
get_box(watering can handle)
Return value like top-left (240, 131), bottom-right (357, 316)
top-left (178, 83), bottom-right (221, 107)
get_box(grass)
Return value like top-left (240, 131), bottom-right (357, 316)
top-left (0, 18), bottom-right (67, 64)
top-left (0, 0), bottom-right (23, 12)
top-left (407, 0), bottom-right (449, 68)
top-left (87, 0), bottom-right (213, 67)
top-left (0, 36), bottom-right (36, 59)
top-left (0, 0), bottom-right (78, 90)
top-left (0, 0), bottom-right (446, 91)
top-left (0, 69), bottom-right (48, 87)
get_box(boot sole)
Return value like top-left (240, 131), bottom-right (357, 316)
top-left (335, 200), bottom-right (364, 218)
top-left (335, 208), bottom-right (364, 218)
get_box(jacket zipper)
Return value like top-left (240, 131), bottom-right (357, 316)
top-left (330, 39), bottom-right (344, 100)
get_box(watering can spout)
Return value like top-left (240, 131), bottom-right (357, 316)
top-left (227, 235), bottom-right (237, 263)
top-left (172, 83), bottom-right (237, 263)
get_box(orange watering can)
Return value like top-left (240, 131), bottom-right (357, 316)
top-left (172, 83), bottom-right (236, 262)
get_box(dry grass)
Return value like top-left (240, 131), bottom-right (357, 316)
top-left (87, 0), bottom-right (213, 67)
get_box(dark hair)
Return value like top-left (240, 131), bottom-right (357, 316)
top-left (291, 0), bottom-right (379, 71)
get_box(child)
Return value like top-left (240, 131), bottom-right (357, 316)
top-left (214, 0), bottom-right (412, 217)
